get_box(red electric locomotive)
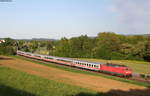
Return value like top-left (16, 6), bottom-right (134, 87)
top-left (100, 63), bottom-right (132, 77)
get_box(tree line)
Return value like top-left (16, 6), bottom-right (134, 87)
top-left (0, 32), bottom-right (150, 61)
top-left (51, 32), bottom-right (150, 62)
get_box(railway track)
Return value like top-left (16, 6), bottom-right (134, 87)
top-left (18, 55), bottom-right (150, 85)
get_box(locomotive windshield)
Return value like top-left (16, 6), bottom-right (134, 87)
top-left (106, 63), bottom-right (127, 67)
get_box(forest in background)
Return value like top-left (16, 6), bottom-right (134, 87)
top-left (0, 32), bottom-right (150, 62)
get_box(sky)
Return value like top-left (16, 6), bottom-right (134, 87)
top-left (0, 0), bottom-right (150, 39)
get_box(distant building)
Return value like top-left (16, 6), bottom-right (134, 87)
top-left (0, 40), bottom-right (5, 43)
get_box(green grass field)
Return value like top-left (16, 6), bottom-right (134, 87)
top-left (0, 67), bottom-right (104, 96)
top-left (14, 56), bottom-right (150, 87)
top-left (77, 58), bottom-right (150, 74)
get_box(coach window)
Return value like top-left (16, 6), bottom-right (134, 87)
top-left (87, 64), bottom-right (89, 66)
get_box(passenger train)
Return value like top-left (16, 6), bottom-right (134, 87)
top-left (17, 50), bottom-right (132, 77)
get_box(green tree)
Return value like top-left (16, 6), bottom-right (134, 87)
top-left (93, 32), bottom-right (122, 59)
top-left (53, 37), bottom-right (70, 57)
top-left (132, 41), bottom-right (150, 61)
top-left (0, 38), bottom-right (16, 55)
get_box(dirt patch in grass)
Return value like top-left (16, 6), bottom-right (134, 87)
top-left (0, 56), bottom-right (148, 93)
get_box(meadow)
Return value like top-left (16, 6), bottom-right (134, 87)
top-left (0, 67), bottom-right (100, 96)
top-left (1, 56), bottom-right (150, 96)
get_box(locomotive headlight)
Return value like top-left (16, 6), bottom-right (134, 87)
top-left (126, 71), bottom-right (131, 73)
